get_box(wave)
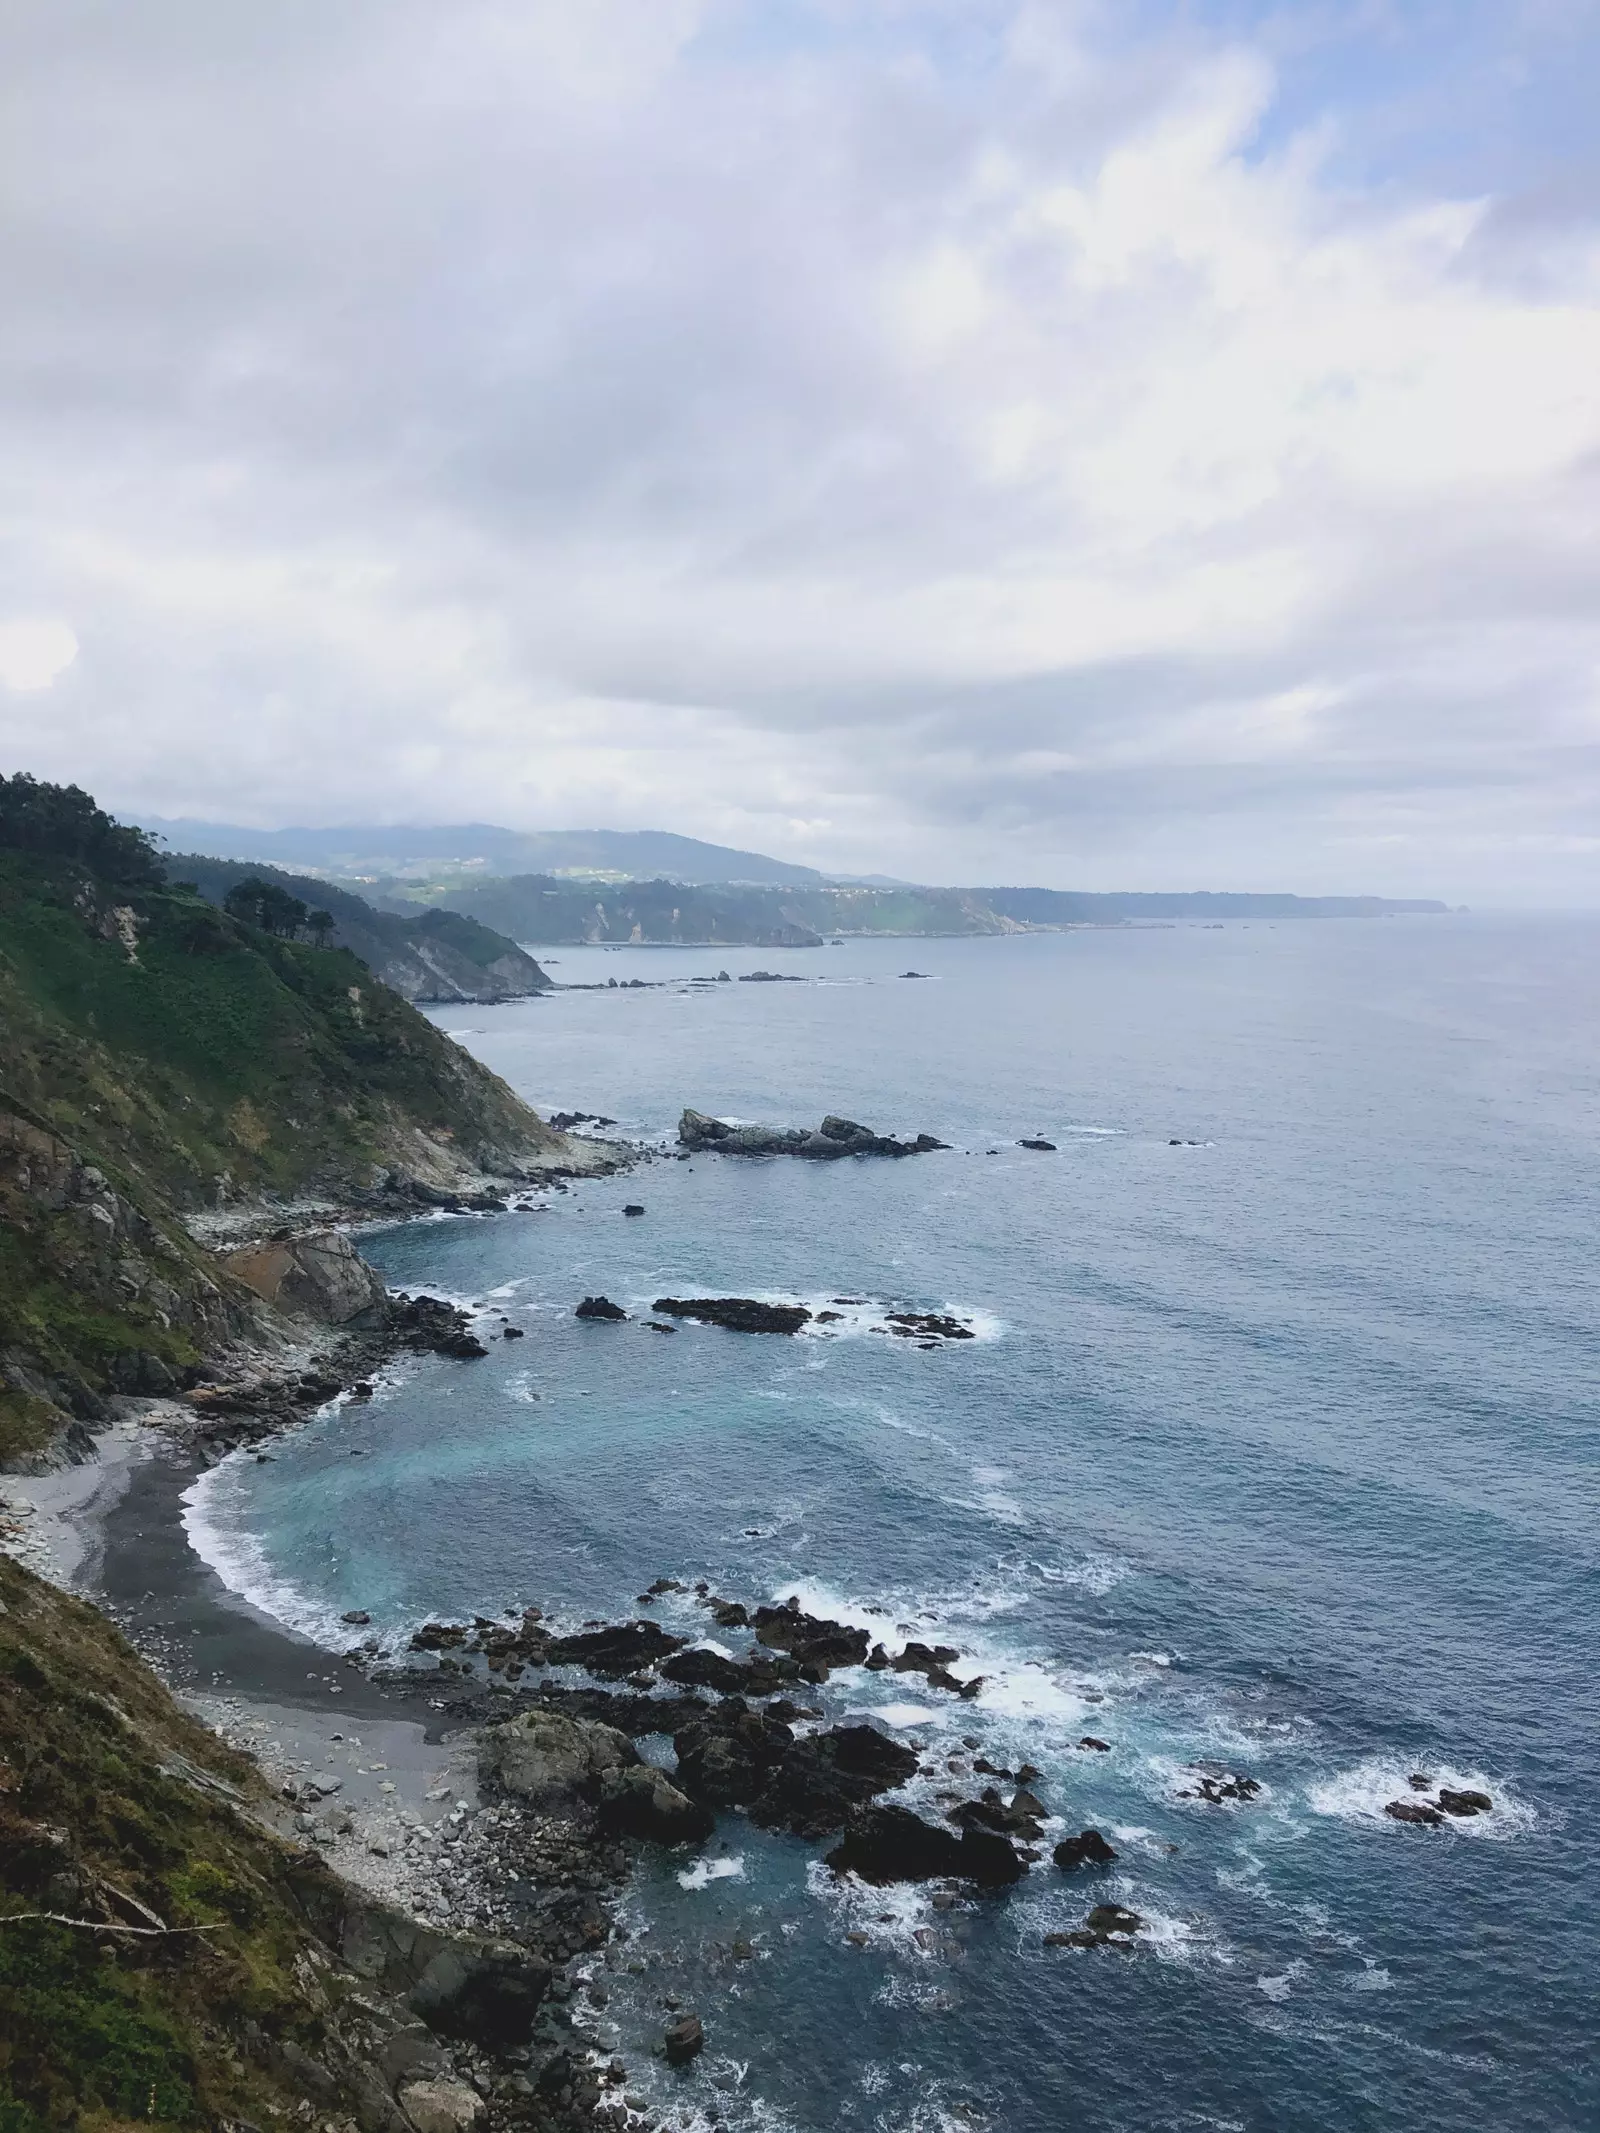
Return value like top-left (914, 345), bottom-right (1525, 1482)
top-left (180, 1454), bottom-right (359, 1650)
top-left (1306, 1756), bottom-right (1536, 1839)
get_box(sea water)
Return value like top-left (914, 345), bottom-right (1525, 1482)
top-left (185, 921), bottom-right (1599, 2131)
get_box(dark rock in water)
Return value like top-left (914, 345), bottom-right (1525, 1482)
top-left (652, 1295), bottom-right (812, 1335)
top-left (660, 1646), bottom-right (796, 1697)
top-left (1386, 1798), bottom-right (1444, 1826)
top-left (1408, 1772), bottom-right (1433, 1790)
top-left (674, 1704), bottom-right (919, 1835)
top-left (575, 1295), bottom-right (628, 1320)
top-left (826, 1805), bottom-right (1024, 1887)
top-left (411, 1621), bottom-right (469, 1651)
top-left (900, 971), bottom-right (932, 979)
top-left (501, 1325), bottom-right (525, 1339)
top-left (885, 1312), bottom-right (976, 1342)
top-left (1054, 1828), bottom-right (1118, 1871)
top-left (623, 1204), bottom-right (646, 1217)
top-left (647, 1321), bottom-right (677, 1333)
top-left (753, 1600), bottom-right (870, 1675)
top-left (391, 1292), bottom-right (489, 1359)
top-left (739, 971), bottom-right (805, 983)
top-left (341, 1609), bottom-right (372, 1626)
top-left (706, 1596), bottom-right (750, 1628)
top-left (663, 2012), bottom-right (704, 2065)
top-left (1046, 1903), bottom-right (1144, 1949)
top-left (677, 1108), bottom-right (947, 1161)
top-left (950, 1786), bottom-right (1048, 1842)
top-left (597, 1763), bottom-right (714, 1845)
top-left (1438, 1788), bottom-right (1493, 1817)
top-left (1018, 1138), bottom-right (1057, 1152)
top-left (674, 1702), bottom-right (795, 1807)
top-left (1078, 1736), bottom-right (1111, 1753)
top-left (544, 1619), bottom-right (687, 1677)
top-left (1179, 1768), bottom-right (1261, 1804)
top-left (893, 1641), bottom-right (961, 1676)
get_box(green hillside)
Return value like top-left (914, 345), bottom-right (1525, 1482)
top-left (0, 776), bottom-right (567, 1457)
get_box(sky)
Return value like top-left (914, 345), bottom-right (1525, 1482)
top-left (3, 1), bottom-right (1600, 899)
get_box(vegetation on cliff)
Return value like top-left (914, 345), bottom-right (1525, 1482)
top-left (168, 854), bottom-right (552, 1004)
top-left (0, 775), bottom-right (567, 1456)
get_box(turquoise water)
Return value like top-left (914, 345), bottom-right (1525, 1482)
top-left (189, 923), bottom-right (1599, 2130)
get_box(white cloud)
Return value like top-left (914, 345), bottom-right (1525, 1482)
top-left (0, 619), bottom-right (79, 693)
top-left (0, 1), bottom-right (1598, 896)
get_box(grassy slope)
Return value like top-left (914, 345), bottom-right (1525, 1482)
top-left (0, 850), bottom-right (561, 1447)
top-left (0, 1552), bottom-right (370, 2133)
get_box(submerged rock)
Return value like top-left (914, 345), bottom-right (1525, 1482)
top-left (1045, 1903), bottom-right (1144, 1949)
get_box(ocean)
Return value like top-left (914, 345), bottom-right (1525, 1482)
top-left (184, 919), bottom-right (1599, 2131)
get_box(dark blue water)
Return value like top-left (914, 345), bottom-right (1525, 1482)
top-left (188, 922), bottom-right (1600, 2131)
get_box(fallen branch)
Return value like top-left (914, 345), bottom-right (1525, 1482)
top-left (0, 1910), bottom-right (224, 1938)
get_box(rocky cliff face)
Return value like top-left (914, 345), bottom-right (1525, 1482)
top-left (0, 796), bottom-right (596, 1462)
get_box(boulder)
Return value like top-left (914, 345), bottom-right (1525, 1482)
top-left (1438, 1788), bottom-right (1492, 1817)
top-left (825, 1805), bottom-right (1024, 1887)
top-left (598, 1763), bottom-right (714, 1846)
top-left (1385, 1798), bottom-right (1444, 1826)
top-left (407, 1938), bottom-right (551, 2049)
top-left (400, 2079), bottom-right (483, 2133)
top-left (575, 1295), bottom-right (627, 1320)
top-left (1053, 1828), bottom-right (1118, 1872)
top-left (478, 1709), bottom-right (636, 1805)
top-left (222, 1229), bottom-right (387, 1325)
top-left (662, 2012), bottom-right (704, 2065)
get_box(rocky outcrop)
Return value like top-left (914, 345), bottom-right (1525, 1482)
top-left (753, 1599), bottom-right (871, 1676)
top-left (825, 1805), bottom-right (1024, 1887)
top-left (670, 1702), bottom-right (919, 1838)
top-left (677, 1110), bottom-right (948, 1159)
top-left (223, 1228), bottom-right (388, 1325)
top-left (1054, 1828), bottom-right (1118, 1871)
top-left (651, 1296), bottom-right (811, 1335)
top-left (595, 1764), bottom-right (713, 1846)
top-left (541, 1619), bottom-right (686, 1676)
top-left (478, 1709), bottom-right (636, 1807)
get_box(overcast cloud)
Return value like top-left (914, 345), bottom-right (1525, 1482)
top-left (3, 0), bottom-right (1600, 896)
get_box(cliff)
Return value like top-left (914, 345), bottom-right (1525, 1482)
top-left (424, 876), bottom-right (1011, 946)
top-left (166, 855), bottom-right (552, 1004)
top-left (0, 777), bottom-right (581, 1462)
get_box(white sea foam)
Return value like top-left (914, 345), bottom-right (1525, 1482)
top-left (861, 1702), bottom-right (943, 1730)
top-left (1032, 1553), bottom-right (1134, 1596)
top-left (676, 1854), bottom-right (745, 1891)
top-left (1256, 1958), bottom-right (1308, 2002)
top-left (180, 1455), bottom-right (355, 1649)
top-left (1306, 1758), bottom-right (1535, 1838)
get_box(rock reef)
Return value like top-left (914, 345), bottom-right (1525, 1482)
top-left (677, 1109), bottom-right (947, 1159)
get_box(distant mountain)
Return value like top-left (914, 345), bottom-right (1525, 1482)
top-left (979, 888), bottom-right (1450, 924)
top-left (166, 854), bottom-right (551, 1003)
top-left (140, 818), bottom-right (828, 887)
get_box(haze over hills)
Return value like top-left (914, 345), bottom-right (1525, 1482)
top-left (142, 818), bottom-right (1448, 925)
top-left (139, 819), bottom-right (830, 887)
